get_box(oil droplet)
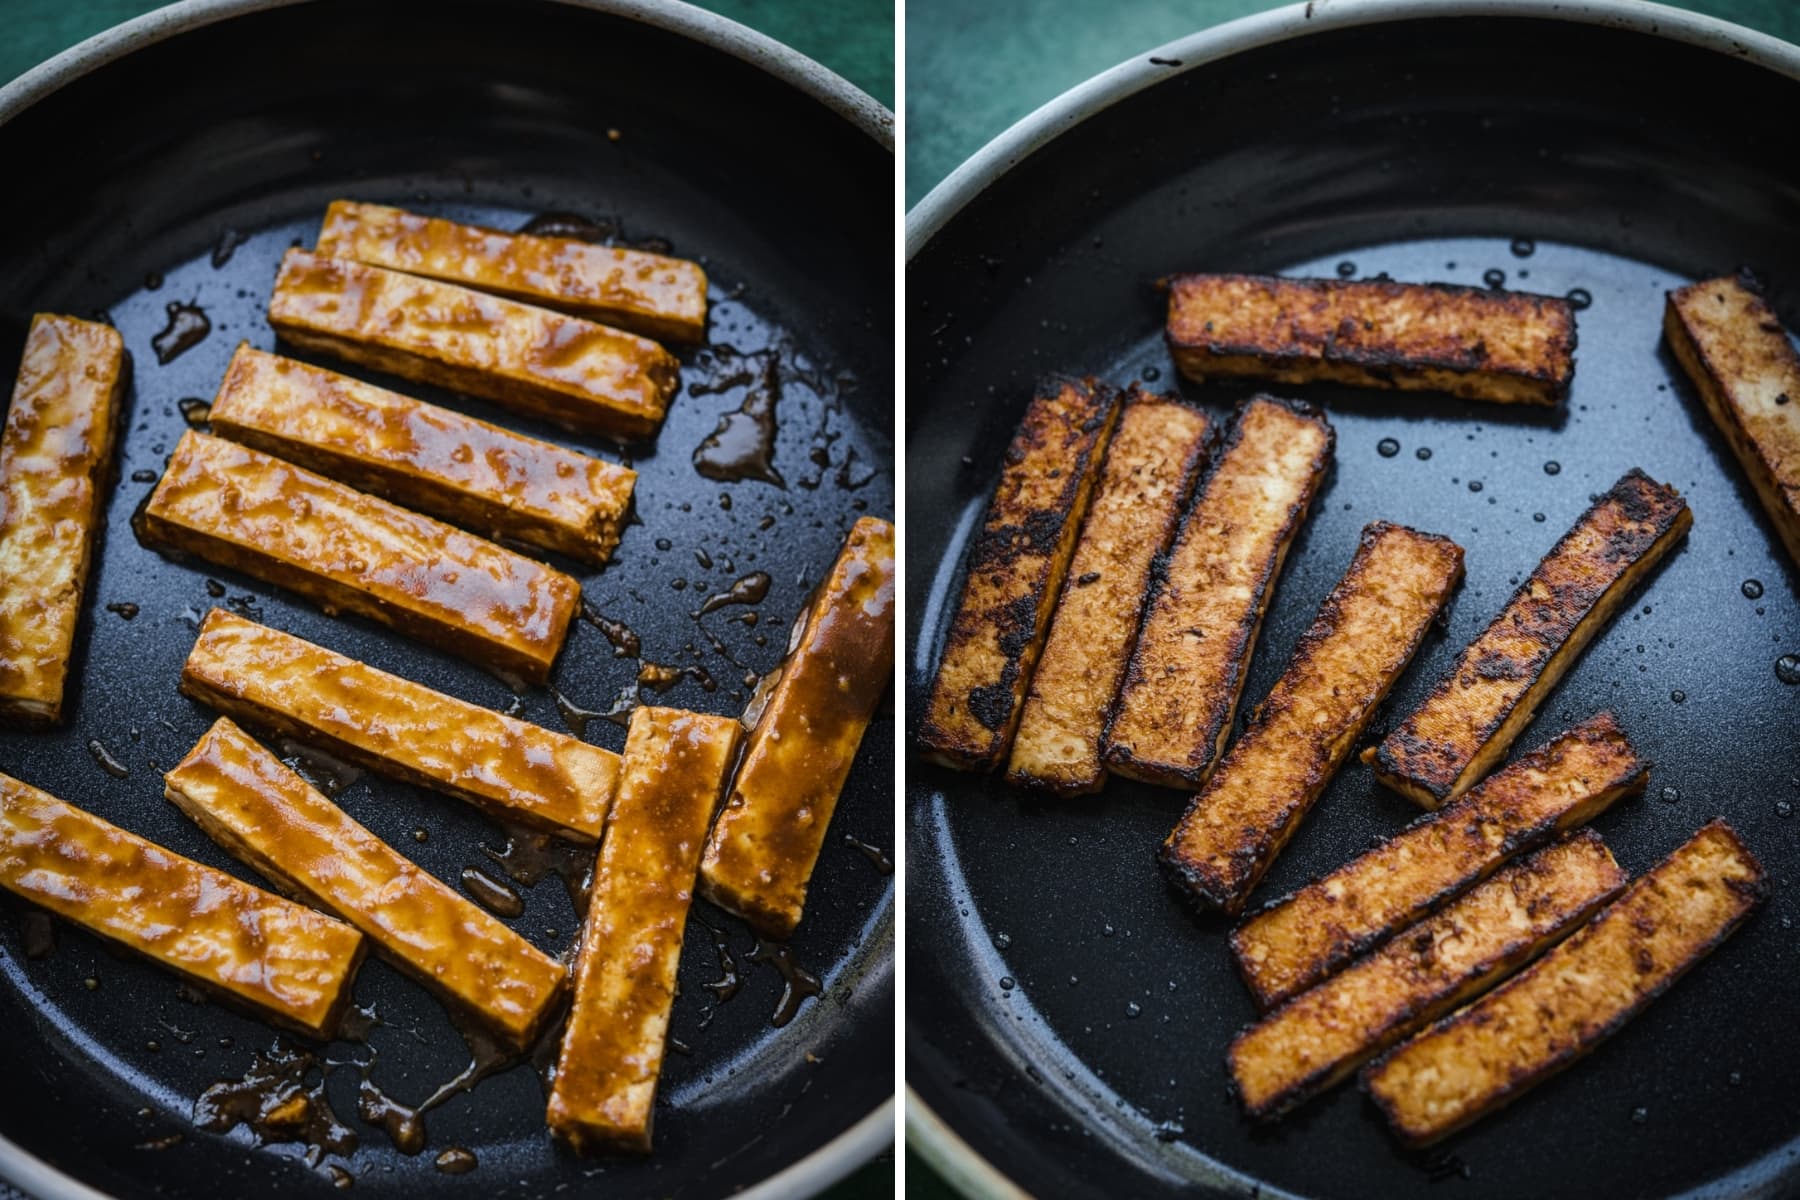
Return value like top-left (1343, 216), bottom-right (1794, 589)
top-left (1336, 260), bottom-right (1356, 278)
top-left (1533, 512), bottom-right (1547, 523)
top-left (999, 976), bottom-right (1016, 991)
top-left (88, 740), bottom-right (129, 778)
top-left (1631, 1106), bottom-right (1649, 1125)
top-left (1510, 237), bottom-right (1536, 258)
top-left (131, 469), bottom-right (157, 483)
top-left (517, 211), bottom-right (617, 242)
top-left (1543, 460), bottom-right (1561, 475)
top-left (1670, 690), bottom-right (1686, 704)
top-left (412, 828), bottom-right (428, 843)
top-left (1377, 437), bottom-right (1400, 458)
top-left (993, 932), bottom-right (1011, 950)
top-left (434, 1148), bottom-right (477, 1175)
top-left (1415, 446), bottom-right (1432, 461)
top-left (151, 301), bottom-right (210, 365)
top-left (1141, 365), bottom-right (1162, 381)
top-left (1468, 480), bottom-right (1483, 493)
top-left (459, 867), bottom-right (525, 918)
top-left (1777, 655), bottom-right (1800, 685)
top-left (1777, 800), bottom-right (1794, 819)
top-left (1566, 288), bottom-right (1593, 310)
top-left (1659, 785), bottom-right (1681, 804)
top-left (106, 602), bottom-right (139, 620)
top-left (1125, 1002), bottom-right (1142, 1018)
top-left (695, 571), bottom-right (771, 617)
top-left (325, 1164), bottom-right (353, 1190)
top-left (1742, 579), bottom-right (1764, 599)
top-left (1483, 268), bottom-right (1506, 289)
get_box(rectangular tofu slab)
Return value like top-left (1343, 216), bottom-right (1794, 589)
top-left (547, 706), bottom-right (743, 1153)
top-left (1103, 396), bottom-right (1334, 789)
top-left (139, 430), bottom-right (579, 684)
top-left (1363, 820), bottom-right (1766, 1147)
top-left (1160, 521), bottom-right (1464, 913)
top-left (918, 376), bottom-right (1122, 771)
top-left (0, 314), bottom-right (127, 724)
top-left (166, 718), bottom-right (565, 1048)
top-left (700, 516), bottom-right (894, 937)
top-left (316, 200), bottom-right (708, 345)
top-left (1166, 274), bottom-right (1576, 406)
top-left (267, 249), bottom-right (680, 440)
top-left (0, 769), bottom-right (364, 1037)
top-left (1004, 391), bottom-right (1211, 794)
top-left (1366, 469), bottom-right (1689, 808)
top-left (209, 344), bottom-right (635, 565)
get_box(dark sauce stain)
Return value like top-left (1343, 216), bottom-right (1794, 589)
top-left (517, 211), bottom-right (617, 243)
top-left (354, 1010), bottom-right (522, 1156)
top-left (749, 938), bottom-right (823, 1028)
top-left (481, 822), bottom-right (595, 915)
top-left (638, 660), bottom-right (718, 694)
top-left (356, 1070), bottom-right (427, 1155)
top-left (177, 398), bottom-right (213, 426)
top-left (105, 602), bottom-right (140, 620)
top-left (337, 1001), bottom-right (383, 1043)
top-left (694, 352), bottom-right (784, 487)
top-left (211, 228), bottom-right (248, 269)
top-left (21, 911), bottom-right (54, 959)
top-left (700, 921), bottom-right (742, 1004)
top-left (325, 1164), bottom-right (353, 1190)
top-left (459, 866), bottom-right (526, 919)
top-left (88, 739), bottom-right (129, 778)
top-left (194, 1042), bottom-right (357, 1167)
top-left (434, 1147), bottom-right (478, 1175)
top-left (581, 602), bottom-right (642, 658)
top-left (835, 445), bottom-right (878, 491)
top-left (205, 578), bottom-right (226, 598)
top-left (136, 1132), bottom-right (186, 1151)
top-left (278, 739), bottom-right (362, 799)
top-left (667, 1037), bottom-right (694, 1057)
top-left (551, 687), bottom-right (610, 739)
top-left (843, 835), bottom-right (894, 875)
top-left (151, 301), bottom-right (210, 365)
top-left (695, 571), bottom-right (772, 617)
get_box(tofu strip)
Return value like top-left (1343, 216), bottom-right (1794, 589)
top-left (1231, 831), bottom-right (1625, 1120)
top-left (547, 706), bottom-right (743, 1153)
top-left (1366, 469), bottom-right (1690, 808)
top-left (140, 430), bottom-right (579, 684)
top-left (209, 345), bottom-right (635, 566)
top-left (1004, 391), bottom-right (1211, 795)
top-left (700, 516), bottom-right (895, 938)
top-left (180, 610), bottom-right (618, 841)
top-left (1160, 521), bottom-right (1464, 913)
top-left (0, 314), bottom-right (126, 724)
top-left (267, 249), bottom-right (680, 440)
top-left (1104, 396), bottom-right (1334, 789)
top-left (1166, 274), bottom-right (1577, 406)
top-left (0, 769), bottom-right (364, 1038)
top-left (1233, 712), bottom-right (1644, 1011)
top-left (1363, 821), bottom-right (1766, 1147)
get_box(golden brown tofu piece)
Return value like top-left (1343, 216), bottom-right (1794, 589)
top-left (180, 610), bottom-right (618, 841)
top-left (547, 706), bottom-right (743, 1153)
top-left (1160, 522), bottom-right (1464, 913)
top-left (139, 431), bottom-right (579, 684)
top-left (316, 200), bottom-right (708, 345)
top-left (209, 345), bottom-right (635, 565)
top-left (267, 250), bottom-right (679, 440)
top-left (1231, 830), bottom-right (1625, 1120)
top-left (918, 376), bottom-right (1122, 771)
top-left (0, 769), bottom-right (364, 1037)
top-left (1366, 470), bottom-right (1689, 808)
top-left (1363, 820), bottom-right (1766, 1147)
top-left (0, 314), bottom-right (127, 724)
top-left (1104, 396), bottom-right (1334, 789)
top-left (1166, 274), bottom-right (1576, 406)
top-left (1004, 392), bottom-right (1211, 795)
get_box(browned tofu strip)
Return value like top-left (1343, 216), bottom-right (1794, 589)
top-left (1004, 391), bottom-right (1211, 794)
top-left (1366, 469), bottom-right (1688, 809)
top-left (547, 706), bottom-right (743, 1153)
top-left (1363, 820), bottom-right (1766, 1147)
top-left (1104, 396), bottom-right (1334, 789)
top-left (918, 376), bottom-right (1122, 771)
top-left (700, 516), bottom-right (895, 937)
top-left (139, 430), bottom-right (579, 684)
top-left (1160, 522), bottom-right (1464, 913)
top-left (0, 769), bottom-right (364, 1037)
top-left (267, 249), bottom-right (680, 440)
top-left (180, 609), bottom-right (617, 841)
top-left (1231, 830), bottom-right (1625, 1120)
top-left (1166, 274), bottom-right (1576, 406)
top-left (0, 314), bottom-right (127, 724)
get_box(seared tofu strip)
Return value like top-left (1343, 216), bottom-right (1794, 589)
top-left (1104, 396), bottom-right (1334, 789)
top-left (1365, 470), bottom-right (1689, 808)
top-left (1231, 831), bottom-right (1625, 1120)
top-left (1166, 274), bottom-right (1576, 406)
top-left (918, 376), bottom-right (1122, 771)
top-left (548, 706), bottom-right (743, 1153)
top-left (1004, 391), bottom-right (1211, 794)
top-left (1364, 820), bottom-right (1766, 1147)
top-left (267, 250), bottom-right (680, 440)
top-left (0, 315), bottom-right (127, 724)
top-left (209, 345), bottom-right (635, 566)
top-left (180, 610), bottom-right (618, 841)
top-left (139, 431), bottom-right (579, 684)
top-left (0, 769), bottom-right (364, 1037)
top-left (1160, 522), bottom-right (1464, 913)
top-left (316, 200), bottom-right (708, 345)
top-left (701, 516), bottom-right (895, 937)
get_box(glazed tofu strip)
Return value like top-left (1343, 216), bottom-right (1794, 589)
top-left (1166, 274), bottom-right (1577, 406)
top-left (701, 516), bottom-right (895, 938)
top-left (547, 706), bottom-right (743, 1153)
top-left (1004, 391), bottom-right (1211, 795)
top-left (1230, 831), bottom-right (1625, 1120)
top-left (1160, 522), bottom-right (1464, 914)
top-left (0, 769), bottom-right (364, 1037)
top-left (1364, 821), bottom-right (1766, 1147)
top-left (1366, 469), bottom-right (1688, 809)
top-left (180, 610), bottom-right (618, 841)
top-left (140, 431), bottom-right (580, 684)
top-left (317, 200), bottom-right (708, 345)
top-left (1104, 396), bottom-right (1334, 789)
top-left (0, 315), bottom-right (127, 724)
top-left (918, 376), bottom-right (1122, 771)
top-left (209, 345), bottom-right (636, 566)
top-left (267, 250), bottom-right (680, 440)
top-left (1664, 274), bottom-right (1800, 568)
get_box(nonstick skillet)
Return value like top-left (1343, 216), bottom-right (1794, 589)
top-left (0, 1), bottom-right (893, 1197)
top-left (906, 2), bottom-right (1800, 1197)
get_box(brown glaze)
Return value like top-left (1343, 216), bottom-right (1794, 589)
top-left (195, 1041), bottom-right (357, 1166)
